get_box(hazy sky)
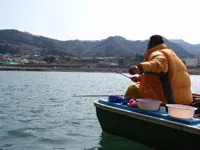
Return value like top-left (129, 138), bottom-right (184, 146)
top-left (0, 0), bottom-right (199, 44)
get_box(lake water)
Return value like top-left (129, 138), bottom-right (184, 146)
top-left (0, 71), bottom-right (199, 150)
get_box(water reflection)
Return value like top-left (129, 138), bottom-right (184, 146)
top-left (98, 132), bottom-right (153, 150)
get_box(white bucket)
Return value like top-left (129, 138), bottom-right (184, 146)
top-left (136, 99), bottom-right (162, 111)
top-left (166, 104), bottom-right (197, 119)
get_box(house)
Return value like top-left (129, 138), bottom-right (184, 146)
top-left (184, 58), bottom-right (198, 67)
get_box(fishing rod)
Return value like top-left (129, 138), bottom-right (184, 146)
top-left (98, 64), bottom-right (131, 79)
top-left (74, 94), bottom-right (124, 97)
top-left (74, 65), bottom-right (131, 98)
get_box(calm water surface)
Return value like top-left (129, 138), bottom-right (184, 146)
top-left (0, 71), bottom-right (199, 150)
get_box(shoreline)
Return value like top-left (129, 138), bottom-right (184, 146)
top-left (0, 66), bottom-right (200, 75)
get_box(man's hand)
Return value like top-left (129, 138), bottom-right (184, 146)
top-left (130, 74), bottom-right (140, 82)
top-left (128, 66), bottom-right (141, 75)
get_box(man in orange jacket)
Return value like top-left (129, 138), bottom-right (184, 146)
top-left (124, 35), bottom-right (193, 105)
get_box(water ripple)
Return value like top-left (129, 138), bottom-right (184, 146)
top-left (38, 137), bottom-right (70, 144)
top-left (7, 129), bottom-right (37, 138)
top-left (1, 144), bottom-right (13, 147)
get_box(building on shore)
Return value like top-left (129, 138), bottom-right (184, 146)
top-left (183, 58), bottom-right (198, 67)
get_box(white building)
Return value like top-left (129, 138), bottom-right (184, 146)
top-left (184, 58), bottom-right (198, 67)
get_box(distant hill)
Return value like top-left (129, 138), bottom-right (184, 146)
top-left (0, 29), bottom-right (195, 58)
top-left (0, 29), bottom-right (72, 56)
top-left (170, 39), bottom-right (200, 55)
top-left (83, 36), bottom-right (194, 58)
top-left (84, 36), bottom-right (147, 57)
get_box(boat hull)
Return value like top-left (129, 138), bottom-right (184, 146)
top-left (95, 100), bottom-right (200, 150)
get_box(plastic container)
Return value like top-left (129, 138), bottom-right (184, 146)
top-left (108, 96), bottom-right (130, 104)
top-left (108, 96), bottom-right (124, 103)
top-left (136, 99), bottom-right (162, 111)
top-left (166, 104), bottom-right (197, 119)
top-left (159, 106), bottom-right (167, 114)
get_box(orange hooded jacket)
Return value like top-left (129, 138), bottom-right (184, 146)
top-left (137, 43), bottom-right (193, 105)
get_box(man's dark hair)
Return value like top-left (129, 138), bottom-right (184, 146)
top-left (148, 35), bottom-right (164, 49)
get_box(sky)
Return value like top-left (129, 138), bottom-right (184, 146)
top-left (0, 0), bottom-right (200, 44)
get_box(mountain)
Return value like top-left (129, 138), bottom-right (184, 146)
top-left (170, 39), bottom-right (200, 55)
top-left (0, 29), bottom-right (195, 58)
top-left (0, 29), bottom-right (72, 56)
top-left (83, 36), bottom-right (194, 58)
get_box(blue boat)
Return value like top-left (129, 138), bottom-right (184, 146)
top-left (94, 98), bottom-right (200, 150)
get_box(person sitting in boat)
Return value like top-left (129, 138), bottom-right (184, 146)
top-left (124, 35), bottom-right (193, 105)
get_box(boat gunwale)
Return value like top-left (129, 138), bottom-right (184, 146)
top-left (94, 101), bottom-right (200, 136)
